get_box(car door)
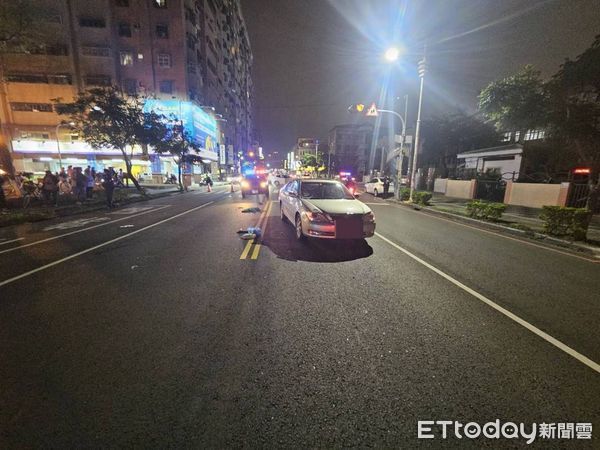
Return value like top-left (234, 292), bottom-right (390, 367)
top-left (282, 181), bottom-right (298, 220)
top-left (366, 178), bottom-right (377, 193)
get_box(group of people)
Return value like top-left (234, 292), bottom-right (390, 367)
top-left (0, 166), bottom-right (126, 209)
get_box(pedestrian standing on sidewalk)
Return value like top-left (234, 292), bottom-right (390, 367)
top-left (42, 170), bottom-right (59, 206)
top-left (205, 173), bottom-right (213, 192)
top-left (102, 169), bottom-right (115, 209)
top-left (383, 176), bottom-right (391, 197)
top-left (84, 168), bottom-right (95, 199)
top-left (0, 172), bottom-right (7, 209)
top-left (73, 167), bottom-right (87, 202)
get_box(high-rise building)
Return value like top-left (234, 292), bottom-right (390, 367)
top-left (328, 124), bottom-right (373, 179)
top-left (0, 0), bottom-right (252, 179)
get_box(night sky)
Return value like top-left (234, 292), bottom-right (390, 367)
top-left (240, 0), bottom-right (600, 156)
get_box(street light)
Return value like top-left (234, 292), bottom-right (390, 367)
top-left (410, 49), bottom-right (427, 203)
top-left (55, 121), bottom-right (75, 170)
top-left (384, 47), bottom-right (401, 62)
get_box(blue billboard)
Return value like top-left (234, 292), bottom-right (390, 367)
top-left (143, 100), bottom-right (218, 153)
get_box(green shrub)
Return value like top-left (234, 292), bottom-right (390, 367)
top-left (412, 191), bottom-right (432, 206)
top-left (466, 200), bottom-right (507, 221)
top-left (540, 206), bottom-right (591, 241)
top-left (399, 187), bottom-right (410, 201)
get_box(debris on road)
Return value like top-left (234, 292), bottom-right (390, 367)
top-left (240, 233), bottom-right (256, 240)
top-left (241, 207), bottom-right (261, 213)
top-left (119, 224), bottom-right (134, 228)
top-left (247, 227), bottom-right (262, 237)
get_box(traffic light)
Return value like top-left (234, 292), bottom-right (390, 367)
top-left (348, 104), bottom-right (365, 113)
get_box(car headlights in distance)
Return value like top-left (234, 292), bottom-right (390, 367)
top-left (241, 180), bottom-right (250, 189)
top-left (305, 211), bottom-right (333, 224)
top-left (363, 212), bottom-right (375, 223)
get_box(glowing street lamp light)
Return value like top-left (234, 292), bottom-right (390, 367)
top-left (384, 47), bottom-right (401, 62)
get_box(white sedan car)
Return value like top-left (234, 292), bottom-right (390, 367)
top-left (364, 177), bottom-right (394, 197)
top-left (279, 179), bottom-right (376, 241)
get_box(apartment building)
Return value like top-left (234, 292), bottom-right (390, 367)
top-left (0, 0), bottom-right (252, 178)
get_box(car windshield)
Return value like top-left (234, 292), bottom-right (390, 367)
top-left (300, 182), bottom-right (354, 200)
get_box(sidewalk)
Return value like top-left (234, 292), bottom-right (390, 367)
top-left (429, 194), bottom-right (600, 242)
top-left (0, 184), bottom-right (186, 228)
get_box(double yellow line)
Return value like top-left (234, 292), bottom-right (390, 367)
top-left (240, 200), bottom-right (273, 260)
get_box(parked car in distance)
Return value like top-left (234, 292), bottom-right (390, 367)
top-left (278, 179), bottom-right (375, 241)
top-left (268, 171), bottom-right (290, 188)
top-left (364, 177), bottom-right (395, 197)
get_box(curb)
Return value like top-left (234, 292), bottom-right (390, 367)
top-left (382, 198), bottom-right (600, 259)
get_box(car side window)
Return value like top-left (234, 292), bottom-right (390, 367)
top-left (370, 178), bottom-right (378, 183)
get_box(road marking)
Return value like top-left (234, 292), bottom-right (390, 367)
top-left (370, 202), bottom-right (599, 263)
top-left (239, 200), bottom-right (272, 260)
top-left (0, 205), bottom-right (171, 255)
top-left (108, 205), bottom-right (158, 215)
top-left (0, 238), bottom-right (25, 246)
top-left (250, 244), bottom-right (261, 259)
top-left (240, 240), bottom-right (254, 259)
top-left (43, 217), bottom-right (110, 231)
top-left (0, 201), bottom-right (215, 287)
top-left (375, 231), bottom-right (600, 374)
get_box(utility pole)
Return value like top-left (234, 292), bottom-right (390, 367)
top-left (409, 47), bottom-right (427, 203)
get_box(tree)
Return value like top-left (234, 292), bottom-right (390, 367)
top-left (545, 35), bottom-right (600, 208)
top-left (153, 120), bottom-right (202, 191)
top-left (420, 112), bottom-right (501, 177)
top-left (0, 1), bottom-right (50, 52)
top-left (55, 87), bottom-right (164, 193)
top-left (478, 65), bottom-right (548, 141)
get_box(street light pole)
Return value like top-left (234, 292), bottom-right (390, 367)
top-left (374, 108), bottom-right (406, 199)
top-left (409, 49), bottom-right (427, 203)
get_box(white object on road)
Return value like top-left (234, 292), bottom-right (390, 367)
top-left (44, 217), bottom-right (109, 231)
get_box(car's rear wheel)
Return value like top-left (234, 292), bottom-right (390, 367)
top-left (374, 189), bottom-right (378, 197)
top-left (295, 214), bottom-right (305, 241)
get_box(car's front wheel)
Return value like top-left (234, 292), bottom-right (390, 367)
top-left (295, 214), bottom-right (305, 241)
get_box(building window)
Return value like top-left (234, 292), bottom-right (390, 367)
top-left (118, 22), bottom-right (132, 37)
top-left (154, 0), bottom-right (167, 8)
top-left (82, 46), bottom-right (110, 57)
top-left (159, 80), bottom-right (173, 93)
top-left (115, 0), bottom-right (129, 6)
top-left (157, 53), bottom-right (171, 68)
top-left (123, 79), bottom-right (137, 94)
top-left (6, 73), bottom-right (72, 84)
top-left (120, 51), bottom-right (134, 66)
top-left (156, 24), bottom-right (169, 38)
top-left (11, 103), bottom-right (53, 112)
top-left (84, 75), bottom-right (111, 86)
top-left (79, 17), bottom-right (106, 28)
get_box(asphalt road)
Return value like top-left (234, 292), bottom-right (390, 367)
top-left (0, 185), bottom-right (598, 448)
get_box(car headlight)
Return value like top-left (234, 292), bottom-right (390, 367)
top-left (363, 212), bottom-right (375, 223)
top-left (241, 180), bottom-right (250, 189)
top-left (260, 181), bottom-right (267, 188)
top-left (304, 211), bottom-right (333, 224)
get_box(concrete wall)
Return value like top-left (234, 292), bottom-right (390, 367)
top-left (434, 178), bottom-right (447, 193)
top-left (504, 181), bottom-right (569, 208)
top-left (445, 179), bottom-right (476, 199)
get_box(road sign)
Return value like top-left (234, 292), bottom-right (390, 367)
top-left (366, 103), bottom-right (378, 117)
